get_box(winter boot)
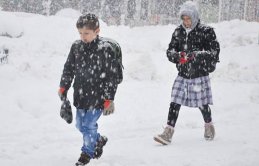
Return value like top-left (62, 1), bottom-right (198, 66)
top-left (75, 152), bottom-right (91, 166)
top-left (204, 122), bottom-right (215, 140)
top-left (94, 135), bottom-right (108, 159)
top-left (154, 126), bottom-right (174, 145)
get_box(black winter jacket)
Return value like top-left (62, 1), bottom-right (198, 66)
top-left (60, 36), bottom-right (123, 110)
top-left (167, 23), bottom-right (220, 79)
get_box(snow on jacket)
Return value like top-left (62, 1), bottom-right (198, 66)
top-left (167, 1), bottom-right (220, 79)
top-left (60, 36), bottom-right (123, 110)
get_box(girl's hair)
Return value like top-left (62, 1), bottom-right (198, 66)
top-left (76, 13), bottom-right (99, 30)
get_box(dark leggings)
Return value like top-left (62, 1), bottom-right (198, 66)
top-left (167, 102), bottom-right (212, 127)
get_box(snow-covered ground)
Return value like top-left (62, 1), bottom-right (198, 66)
top-left (0, 10), bottom-right (259, 166)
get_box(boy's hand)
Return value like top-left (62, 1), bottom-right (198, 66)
top-left (103, 100), bottom-right (114, 116)
top-left (58, 87), bottom-right (67, 101)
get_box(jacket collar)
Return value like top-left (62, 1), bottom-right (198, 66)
top-left (82, 35), bottom-right (99, 49)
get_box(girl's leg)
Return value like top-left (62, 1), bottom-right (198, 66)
top-left (199, 105), bottom-right (212, 123)
top-left (199, 105), bottom-right (215, 140)
top-left (154, 102), bottom-right (181, 145)
top-left (167, 102), bottom-right (181, 127)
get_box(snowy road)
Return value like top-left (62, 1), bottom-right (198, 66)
top-left (0, 11), bottom-right (259, 166)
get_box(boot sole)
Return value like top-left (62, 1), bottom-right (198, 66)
top-left (204, 134), bottom-right (215, 141)
top-left (102, 137), bottom-right (108, 146)
top-left (153, 136), bottom-right (171, 145)
top-left (205, 137), bottom-right (214, 141)
top-left (75, 161), bottom-right (86, 166)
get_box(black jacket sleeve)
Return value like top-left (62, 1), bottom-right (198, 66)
top-left (103, 46), bottom-right (120, 100)
top-left (167, 29), bottom-right (180, 63)
top-left (59, 44), bottom-right (75, 90)
top-left (195, 28), bottom-right (220, 63)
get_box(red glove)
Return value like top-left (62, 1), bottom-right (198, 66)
top-left (104, 100), bottom-right (111, 109)
top-left (58, 87), bottom-right (67, 101)
top-left (179, 52), bottom-right (188, 64)
top-left (179, 52), bottom-right (195, 64)
top-left (187, 52), bottom-right (195, 61)
top-left (59, 87), bottom-right (66, 94)
top-left (103, 100), bottom-right (115, 116)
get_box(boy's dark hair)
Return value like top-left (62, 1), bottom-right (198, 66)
top-left (76, 13), bottom-right (99, 30)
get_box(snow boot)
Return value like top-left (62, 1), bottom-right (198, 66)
top-left (94, 135), bottom-right (108, 159)
top-left (75, 152), bottom-right (91, 166)
top-left (154, 126), bottom-right (174, 145)
top-left (204, 122), bottom-right (215, 140)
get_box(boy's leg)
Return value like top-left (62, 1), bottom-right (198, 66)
top-left (154, 102), bottom-right (181, 145)
top-left (94, 135), bottom-right (108, 159)
top-left (76, 109), bottom-right (102, 158)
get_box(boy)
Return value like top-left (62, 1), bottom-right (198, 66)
top-left (58, 14), bottom-right (123, 165)
top-left (154, 1), bottom-right (220, 145)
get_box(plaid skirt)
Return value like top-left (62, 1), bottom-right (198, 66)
top-left (171, 75), bottom-right (213, 107)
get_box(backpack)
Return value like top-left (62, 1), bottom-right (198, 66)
top-left (103, 38), bottom-right (124, 84)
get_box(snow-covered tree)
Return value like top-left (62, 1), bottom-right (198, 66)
top-left (101, 0), bottom-right (123, 25)
top-left (198, 0), bottom-right (219, 23)
top-left (80, 0), bottom-right (101, 16)
top-left (1, 0), bottom-right (259, 25)
top-left (125, 0), bottom-right (136, 26)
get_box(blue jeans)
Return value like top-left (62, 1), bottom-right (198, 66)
top-left (76, 109), bottom-right (102, 158)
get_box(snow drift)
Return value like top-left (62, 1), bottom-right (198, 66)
top-left (0, 10), bottom-right (259, 166)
